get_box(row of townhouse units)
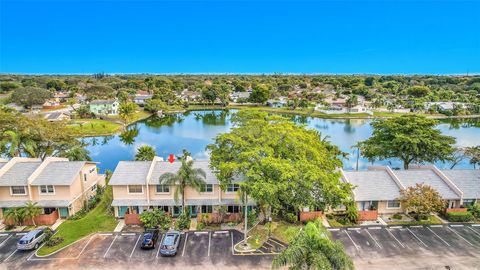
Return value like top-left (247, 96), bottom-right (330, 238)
top-left (109, 157), bottom-right (255, 225)
top-left (0, 157), bottom-right (105, 225)
top-left (341, 165), bottom-right (480, 221)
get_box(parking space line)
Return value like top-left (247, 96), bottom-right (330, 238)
top-left (130, 234), bottom-right (142, 258)
top-left (15, 233), bottom-right (27, 236)
top-left (410, 225), bottom-right (423, 228)
top-left (406, 228), bottom-right (428, 248)
top-left (103, 235), bottom-right (118, 258)
top-left (77, 234), bottom-right (95, 258)
top-left (122, 233), bottom-right (136, 236)
top-left (472, 224), bottom-right (480, 227)
top-left (99, 233), bottom-right (113, 236)
top-left (156, 234), bottom-right (165, 258)
top-left (3, 249), bottom-right (17, 263)
top-left (194, 231), bottom-right (209, 235)
top-left (386, 228), bottom-right (405, 248)
top-left (208, 232), bottom-right (211, 257)
top-left (390, 226), bottom-right (402, 229)
top-left (269, 238), bottom-right (286, 247)
top-left (182, 233), bottom-right (189, 256)
top-left (368, 227), bottom-right (381, 230)
top-left (447, 227), bottom-right (473, 246)
top-left (347, 228), bottom-right (360, 231)
top-left (0, 234), bottom-right (12, 247)
top-left (0, 233), bottom-right (8, 237)
top-left (468, 227), bottom-right (480, 237)
top-left (365, 229), bottom-right (382, 249)
top-left (430, 225), bottom-right (443, 228)
top-left (426, 227), bottom-right (450, 247)
top-left (344, 230), bottom-right (360, 251)
top-left (450, 224), bottom-right (464, 227)
top-left (327, 228), bottom-right (340, 231)
top-left (231, 232), bottom-right (234, 255)
top-left (214, 230), bottom-right (229, 234)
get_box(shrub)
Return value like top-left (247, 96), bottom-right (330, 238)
top-left (247, 209), bottom-right (258, 227)
top-left (392, 213), bottom-right (402, 220)
top-left (284, 213), bottom-right (298, 224)
top-left (175, 212), bottom-right (191, 230)
top-left (140, 209), bottom-right (172, 230)
top-left (446, 212), bottom-right (474, 222)
top-left (45, 236), bottom-right (64, 247)
top-left (468, 203), bottom-right (480, 219)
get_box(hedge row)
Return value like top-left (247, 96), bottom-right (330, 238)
top-left (446, 211), bottom-right (474, 222)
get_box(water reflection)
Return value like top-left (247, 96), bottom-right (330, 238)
top-left (83, 110), bottom-right (480, 172)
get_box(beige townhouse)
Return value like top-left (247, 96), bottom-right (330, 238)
top-left (109, 157), bottom-right (254, 224)
top-left (341, 165), bottom-right (480, 221)
top-left (0, 157), bottom-right (105, 225)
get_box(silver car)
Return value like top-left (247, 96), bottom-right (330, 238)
top-left (17, 228), bottom-right (48, 250)
top-left (159, 231), bottom-right (181, 256)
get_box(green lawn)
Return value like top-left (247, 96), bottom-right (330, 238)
top-left (246, 221), bottom-right (302, 248)
top-left (387, 215), bottom-right (443, 225)
top-left (109, 110), bottom-right (152, 124)
top-left (67, 119), bottom-right (122, 136)
top-left (37, 186), bottom-right (117, 256)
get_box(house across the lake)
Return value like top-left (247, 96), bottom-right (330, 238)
top-left (109, 157), bottom-right (255, 225)
top-left (340, 165), bottom-right (480, 221)
top-left (0, 157), bottom-right (105, 225)
top-left (89, 99), bottom-right (119, 115)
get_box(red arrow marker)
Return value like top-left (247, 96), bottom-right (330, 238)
top-left (168, 154), bottom-right (175, 163)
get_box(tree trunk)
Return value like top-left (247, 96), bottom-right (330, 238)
top-left (32, 217), bottom-right (36, 227)
top-left (403, 160), bottom-right (409, 170)
top-left (181, 187), bottom-right (185, 214)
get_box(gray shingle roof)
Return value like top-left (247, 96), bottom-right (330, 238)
top-left (0, 162), bottom-right (6, 170)
top-left (441, 170), bottom-right (480, 199)
top-left (35, 200), bottom-right (70, 207)
top-left (31, 161), bottom-right (86, 186)
top-left (90, 99), bottom-right (117, 105)
top-left (343, 170), bottom-right (402, 201)
top-left (0, 200), bottom-right (29, 208)
top-left (0, 162), bottom-right (42, 186)
top-left (149, 160), bottom-right (218, 185)
top-left (109, 161), bottom-right (151, 185)
top-left (394, 169), bottom-right (460, 199)
top-left (112, 199), bottom-right (149, 206)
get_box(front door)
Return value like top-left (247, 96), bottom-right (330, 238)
top-left (59, 207), bottom-right (69, 218)
top-left (118, 206), bottom-right (128, 217)
top-left (189, 206), bottom-right (198, 218)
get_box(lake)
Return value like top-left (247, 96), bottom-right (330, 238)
top-left (83, 110), bottom-right (480, 172)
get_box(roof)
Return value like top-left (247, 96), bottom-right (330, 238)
top-left (393, 169), bottom-right (460, 199)
top-left (45, 111), bottom-right (70, 120)
top-left (0, 162), bottom-right (7, 170)
top-left (109, 161), bottom-right (151, 185)
top-left (343, 170), bottom-right (402, 201)
top-left (31, 161), bottom-right (86, 186)
top-left (0, 161), bottom-right (42, 186)
top-left (112, 199), bottom-right (149, 206)
top-left (89, 100), bottom-right (117, 105)
top-left (0, 200), bottom-right (70, 208)
top-left (134, 95), bottom-right (152, 100)
top-left (441, 170), bottom-right (480, 199)
top-left (149, 160), bottom-right (218, 185)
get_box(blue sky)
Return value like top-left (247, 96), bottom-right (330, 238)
top-left (0, 0), bottom-right (479, 74)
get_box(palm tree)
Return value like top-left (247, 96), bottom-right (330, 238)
top-left (22, 202), bottom-right (42, 226)
top-left (0, 130), bottom-right (36, 157)
top-left (4, 208), bottom-right (26, 226)
top-left (159, 155), bottom-right (206, 213)
top-left (272, 219), bottom-right (354, 270)
top-left (135, 145), bottom-right (156, 161)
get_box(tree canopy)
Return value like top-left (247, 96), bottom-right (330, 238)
top-left (400, 183), bottom-right (445, 220)
top-left (207, 110), bottom-right (351, 218)
top-left (358, 115), bottom-right (456, 169)
top-left (10, 87), bottom-right (50, 108)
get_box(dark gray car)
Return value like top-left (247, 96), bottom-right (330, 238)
top-left (159, 231), bottom-right (181, 256)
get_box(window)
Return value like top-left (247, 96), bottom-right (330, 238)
top-left (128, 185), bottom-right (143, 194)
top-left (39, 185), bottom-right (55, 195)
top-left (84, 174), bottom-right (87, 182)
top-left (156, 185), bottom-right (170, 193)
top-left (91, 184), bottom-right (97, 191)
top-left (89, 167), bottom-right (96, 173)
top-left (227, 205), bottom-right (240, 213)
top-left (201, 205), bottom-right (213, 213)
top-left (226, 184), bottom-right (240, 192)
top-left (200, 184), bottom-right (213, 193)
top-left (387, 200), bottom-right (401, 209)
top-left (43, 208), bottom-right (56, 214)
top-left (11, 186), bottom-right (27, 195)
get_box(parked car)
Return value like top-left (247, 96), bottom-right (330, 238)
top-left (140, 229), bottom-right (160, 249)
top-left (159, 231), bottom-right (181, 256)
top-left (17, 228), bottom-right (51, 250)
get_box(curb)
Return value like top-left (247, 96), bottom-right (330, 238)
top-left (34, 232), bottom-right (95, 258)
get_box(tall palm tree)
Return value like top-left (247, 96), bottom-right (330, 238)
top-left (135, 145), bottom-right (156, 161)
top-left (159, 156), bottom-right (206, 213)
top-left (272, 220), bottom-right (354, 270)
top-left (0, 130), bottom-right (36, 157)
top-left (22, 202), bottom-right (42, 226)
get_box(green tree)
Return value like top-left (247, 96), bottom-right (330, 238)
top-left (0, 81), bottom-right (20, 92)
top-left (358, 115), bottom-right (456, 169)
top-left (4, 208), bottom-right (26, 226)
top-left (207, 110), bottom-right (351, 221)
top-left (407, 86), bottom-right (430, 98)
top-left (272, 219), bottom-right (354, 270)
top-left (0, 130), bottom-right (37, 157)
top-left (135, 145), bottom-right (157, 161)
top-left (158, 153), bottom-right (207, 213)
top-left (139, 209), bottom-right (172, 230)
top-left (64, 146), bottom-right (91, 161)
top-left (118, 102), bottom-right (138, 125)
top-left (400, 183), bottom-right (446, 220)
top-left (144, 99), bottom-right (167, 113)
top-left (346, 94), bottom-right (359, 108)
top-left (46, 80), bottom-right (65, 91)
top-left (249, 84), bottom-right (270, 103)
top-left (11, 87), bottom-right (51, 109)
top-left (464, 146), bottom-right (480, 169)
top-left (22, 202), bottom-right (42, 227)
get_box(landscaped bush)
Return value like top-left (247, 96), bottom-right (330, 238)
top-left (392, 213), bottom-right (402, 220)
top-left (45, 236), bottom-right (64, 247)
top-left (175, 212), bottom-right (191, 230)
top-left (284, 213), bottom-right (298, 224)
top-left (446, 212), bottom-right (474, 222)
top-left (140, 209), bottom-right (172, 230)
top-left (468, 203), bottom-right (480, 219)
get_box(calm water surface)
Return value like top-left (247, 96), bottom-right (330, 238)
top-left (83, 110), bottom-right (480, 172)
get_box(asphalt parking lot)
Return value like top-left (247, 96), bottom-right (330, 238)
top-left (329, 224), bottom-right (480, 258)
top-left (1, 230), bottom-right (274, 270)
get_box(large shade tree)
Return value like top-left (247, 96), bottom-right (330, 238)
top-left (400, 183), bottom-right (446, 220)
top-left (272, 219), bottom-right (354, 270)
top-left (207, 110), bottom-right (351, 220)
top-left (10, 87), bottom-right (51, 109)
top-left (358, 115), bottom-right (456, 169)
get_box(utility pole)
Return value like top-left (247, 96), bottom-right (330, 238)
top-left (356, 147), bottom-right (360, 171)
top-left (244, 192), bottom-right (248, 242)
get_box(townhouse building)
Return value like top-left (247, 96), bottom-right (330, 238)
top-left (0, 157), bottom-right (105, 225)
top-left (341, 165), bottom-right (480, 221)
top-left (109, 157), bottom-right (254, 224)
